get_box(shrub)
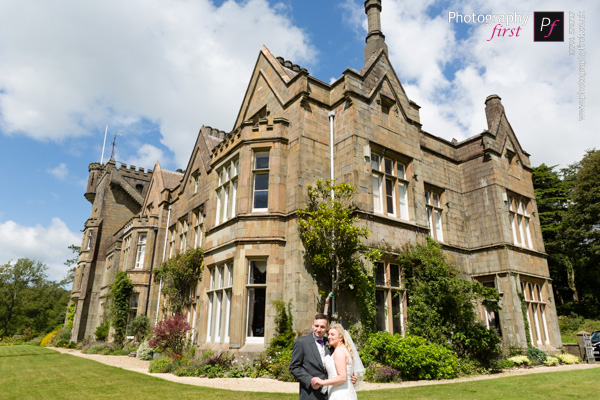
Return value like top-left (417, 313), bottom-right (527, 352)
top-left (149, 356), bottom-right (175, 373)
top-left (95, 321), bottom-right (110, 341)
top-left (84, 342), bottom-right (129, 355)
top-left (149, 314), bottom-right (190, 356)
top-left (506, 355), bottom-right (531, 366)
top-left (544, 356), bottom-right (559, 366)
top-left (361, 332), bottom-right (458, 380)
top-left (136, 340), bottom-right (154, 361)
top-left (128, 315), bottom-right (150, 341)
top-left (40, 331), bottom-right (58, 347)
top-left (49, 327), bottom-right (72, 347)
top-left (365, 363), bottom-right (402, 383)
top-left (398, 238), bottom-right (502, 368)
top-left (527, 346), bottom-right (547, 365)
top-left (556, 353), bottom-right (581, 364)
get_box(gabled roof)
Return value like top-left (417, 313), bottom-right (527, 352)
top-left (178, 125), bottom-right (224, 195)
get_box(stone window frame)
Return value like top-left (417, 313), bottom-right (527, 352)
top-left (179, 218), bottom-right (188, 252)
top-left (475, 276), bottom-right (502, 334)
top-left (245, 258), bottom-right (267, 344)
top-left (425, 186), bottom-right (444, 242)
top-left (520, 276), bottom-right (550, 346)
top-left (193, 209), bottom-right (204, 249)
top-left (186, 282), bottom-right (198, 345)
top-left (371, 150), bottom-right (410, 220)
top-left (206, 261), bottom-right (233, 343)
top-left (252, 150), bottom-right (270, 212)
top-left (168, 226), bottom-right (176, 259)
top-left (134, 232), bottom-right (147, 269)
top-left (507, 194), bottom-right (533, 249)
top-left (215, 155), bottom-right (239, 225)
top-left (128, 292), bottom-right (140, 324)
top-left (374, 261), bottom-right (404, 335)
top-left (122, 234), bottom-right (132, 270)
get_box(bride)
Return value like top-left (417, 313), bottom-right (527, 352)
top-left (310, 323), bottom-right (364, 400)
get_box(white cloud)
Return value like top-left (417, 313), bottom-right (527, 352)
top-left (127, 144), bottom-right (165, 170)
top-left (0, 0), bottom-right (316, 165)
top-left (0, 218), bottom-right (82, 282)
top-left (47, 163), bottom-right (69, 180)
top-left (348, 0), bottom-right (599, 167)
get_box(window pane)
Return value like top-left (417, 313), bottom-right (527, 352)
top-left (390, 264), bottom-right (400, 287)
top-left (254, 173), bottom-right (269, 190)
top-left (254, 189), bottom-right (268, 210)
top-left (386, 179), bottom-right (394, 214)
top-left (249, 260), bottom-right (267, 284)
top-left (435, 209), bottom-right (443, 241)
top-left (255, 153), bottom-right (269, 169)
top-left (398, 163), bottom-right (406, 180)
top-left (433, 193), bottom-right (440, 207)
top-left (371, 154), bottom-right (380, 170)
top-left (398, 182), bottom-right (408, 220)
top-left (218, 266), bottom-right (224, 289)
top-left (384, 158), bottom-right (393, 175)
top-left (392, 293), bottom-right (402, 335)
top-left (425, 190), bottom-right (431, 205)
top-left (247, 287), bottom-right (266, 337)
top-left (376, 290), bottom-right (386, 332)
top-left (375, 262), bottom-right (385, 286)
top-left (372, 175), bottom-right (382, 213)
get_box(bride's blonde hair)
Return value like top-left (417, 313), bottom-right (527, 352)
top-left (329, 323), bottom-right (353, 359)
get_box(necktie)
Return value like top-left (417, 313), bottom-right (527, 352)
top-left (317, 339), bottom-right (324, 346)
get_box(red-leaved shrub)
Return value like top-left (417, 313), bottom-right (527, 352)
top-left (149, 314), bottom-right (190, 356)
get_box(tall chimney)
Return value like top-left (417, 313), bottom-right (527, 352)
top-left (364, 0), bottom-right (388, 63)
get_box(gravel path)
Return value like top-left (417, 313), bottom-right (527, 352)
top-left (51, 348), bottom-right (600, 393)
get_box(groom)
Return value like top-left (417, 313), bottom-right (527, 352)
top-left (289, 313), bottom-right (356, 400)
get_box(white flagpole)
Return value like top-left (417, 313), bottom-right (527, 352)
top-left (100, 124), bottom-right (108, 164)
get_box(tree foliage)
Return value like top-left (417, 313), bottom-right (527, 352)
top-left (108, 271), bottom-right (133, 345)
top-left (298, 179), bottom-right (380, 327)
top-left (0, 259), bottom-right (69, 337)
top-left (153, 248), bottom-right (204, 315)
top-left (558, 149), bottom-right (600, 314)
top-left (532, 164), bottom-right (573, 305)
top-left (61, 245), bottom-right (81, 286)
top-left (398, 238), bottom-right (502, 367)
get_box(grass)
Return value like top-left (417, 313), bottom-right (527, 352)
top-left (1, 345), bottom-right (599, 400)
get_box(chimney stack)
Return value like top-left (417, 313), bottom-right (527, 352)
top-left (364, 0), bottom-right (388, 63)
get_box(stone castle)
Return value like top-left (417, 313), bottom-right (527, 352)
top-left (70, 0), bottom-right (561, 353)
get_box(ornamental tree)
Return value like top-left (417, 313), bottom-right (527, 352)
top-left (149, 314), bottom-right (190, 356)
top-left (298, 180), bottom-right (379, 327)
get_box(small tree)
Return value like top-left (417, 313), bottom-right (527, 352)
top-left (149, 314), bottom-right (190, 356)
top-left (298, 180), bottom-right (379, 325)
top-left (108, 271), bottom-right (133, 345)
top-left (398, 238), bottom-right (502, 367)
top-left (154, 248), bottom-right (204, 315)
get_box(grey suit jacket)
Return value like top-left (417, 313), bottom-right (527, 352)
top-left (289, 334), bottom-right (328, 400)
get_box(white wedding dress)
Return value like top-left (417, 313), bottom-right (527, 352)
top-left (324, 348), bottom-right (357, 400)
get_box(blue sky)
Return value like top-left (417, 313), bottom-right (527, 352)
top-left (0, 0), bottom-right (597, 281)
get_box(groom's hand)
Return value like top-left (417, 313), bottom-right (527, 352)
top-left (350, 373), bottom-right (357, 385)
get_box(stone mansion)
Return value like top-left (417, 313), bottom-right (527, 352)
top-left (70, 0), bottom-right (561, 353)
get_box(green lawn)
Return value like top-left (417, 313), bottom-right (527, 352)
top-left (1, 346), bottom-right (599, 400)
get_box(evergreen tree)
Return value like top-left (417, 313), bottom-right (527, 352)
top-left (559, 149), bottom-right (600, 316)
top-left (531, 164), bottom-right (572, 305)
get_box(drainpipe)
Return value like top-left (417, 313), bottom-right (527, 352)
top-left (155, 205), bottom-right (171, 325)
top-left (328, 111), bottom-right (335, 199)
top-left (144, 226), bottom-right (159, 316)
top-left (328, 110), bottom-right (335, 316)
